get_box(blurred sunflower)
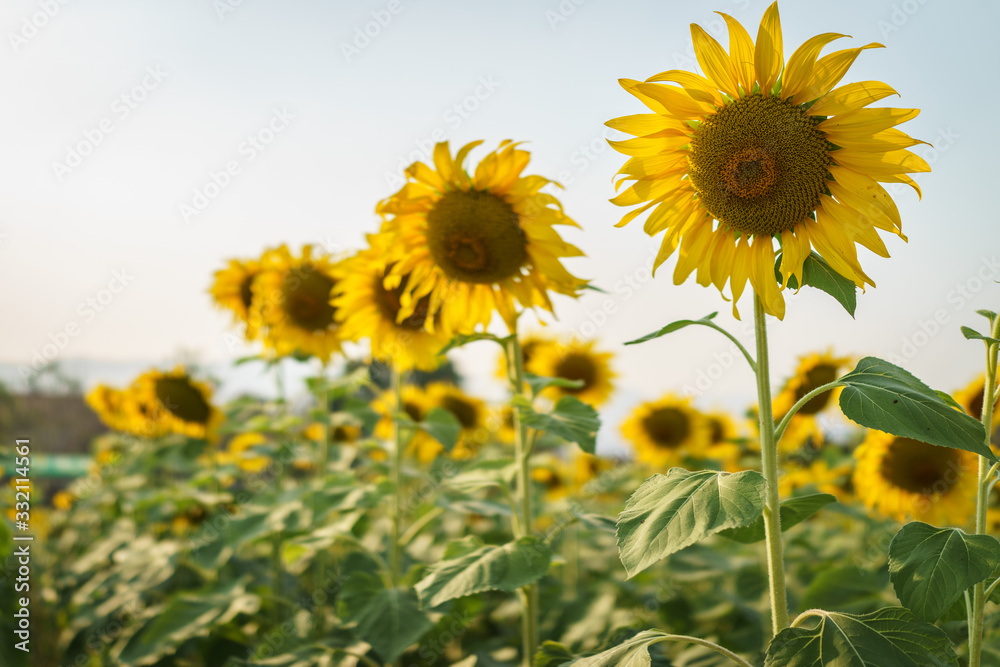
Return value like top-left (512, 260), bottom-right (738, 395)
top-left (304, 421), bottom-right (362, 446)
top-left (251, 244), bottom-right (344, 362)
top-left (527, 338), bottom-right (617, 408)
top-left (53, 490), bottom-right (74, 511)
top-left (704, 411), bottom-right (743, 471)
top-left (373, 384), bottom-right (436, 463)
top-left (853, 430), bottom-right (976, 526)
top-left (336, 233), bottom-right (451, 371)
top-left (494, 334), bottom-right (548, 383)
top-left (226, 432), bottom-right (271, 474)
top-left (210, 257), bottom-right (262, 338)
top-left (954, 375), bottom-right (1000, 430)
top-left (128, 367), bottom-right (223, 441)
top-left (773, 351), bottom-right (851, 450)
top-left (426, 383), bottom-right (489, 460)
top-left (492, 405), bottom-right (517, 445)
top-left (85, 385), bottom-right (134, 432)
top-left (607, 2), bottom-right (927, 318)
top-left (378, 140), bottom-right (585, 333)
top-left (622, 394), bottom-right (710, 468)
top-left (779, 458), bottom-right (851, 501)
top-left (532, 457), bottom-right (571, 502)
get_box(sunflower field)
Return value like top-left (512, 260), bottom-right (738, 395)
top-left (4, 2), bottom-right (1000, 666)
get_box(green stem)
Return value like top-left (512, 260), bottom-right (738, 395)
top-left (773, 381), bottom-right (844, 443)
top-left (753, 295), bottom-right (789, 636)
top-left (649, 635), bottom-right (754, 667)
top-left (313, 365), bottom-right (329, 639)
top-left (968, 314), bottom-right (999, 667)
top-left (390, 366), bottom-right (404, 587)
top-left (507, 334), bottom-right (539, 667)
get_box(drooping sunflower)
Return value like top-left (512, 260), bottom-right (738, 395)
top-left (378, 140), bottom-right (586, 333)
top-left (425, 382), bottom-right (489, 460)
top-left (210, 257), bottom-right (262, 338)
top-left (128, 367), bottom-right (223, 441)
top-left (772, 351), bottom-right (851, 449)
top-left (622, 394), bottom-right (710, 468)
top-left (954, 375), bottom-right (1000, 430)
top-left (251, 244), bottom-right (344, 362)
top-left (526, 338), bottom-right (617, 408)
top-left (336, 233), bottom-right (451, 372)
top-left (607, 2), bottom-right (928, 318)
top-left (853, 430), bottom-right (976, 526)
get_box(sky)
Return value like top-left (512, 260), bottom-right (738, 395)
top-left (1, 0), bottom-right (998, 433)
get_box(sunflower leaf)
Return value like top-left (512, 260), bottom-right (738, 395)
top-left (777, 251), bottom-right (857, 317)
top-left (514, 395), bottom-right (600, 454)
top-left (837, 357), bottom-right (993, 459)
top-left (417, 407), bottom-right (462, 452)
top-left (935, 391), bottom-right (966, 413)
top-left (339, 575), bottom-right (434, 664)
top-left (976, 309), bottom-right (998, 323)
top-left (764, 607), bottom-right (958, 667)
top-left (559, 629), bottom-right (667, 666)
top-left (888, 521), bottom-right (1000, 622)
top-left (524, 372), bottom-right (586, 397)
top-left (534, 641), bottom-right (575, 667)
top-left (961, 326), bottom-right (1000, 346)
top-left (719, 493), bottom-right (837, 544)
top-left (439, 332), bottom-right (509, 355)
top-left (624, 313), bottom-right (719, 346)
top-left (616, 468), bottom-right (766, 578)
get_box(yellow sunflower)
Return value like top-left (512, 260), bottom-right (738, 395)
top-left (494, 334), bottom-right (549, 383)
top-left (53, 490), bottom-right (74, 511)
top-left (526, 338), bottom-right (617, 408)
top-left (225, 432), bottom-right (271, 474)
top-left (425, 383), bottom-right (489, 460)
top-left (251, 244), bottom-right (344, 362)
top-left (304, 421), bottom-right (362, 446)
top-left (492, 405), bottom-right (518, 445)
top-left (772, 351), bottom-right (851, 449)
top-left (853, 430), bottom-right (976, 526)
top-left (378, 140), bottom-right (586, 333)
top-left (954, 375), bottom-right (1000, 430)
top-left (128, 367), bottom-right (223, 441)
top-left (607, 2), bottom-right (927, 319)
top-left (532, 456), bottom-right (572, 502)
top-left (703, 411), bottom-right (744, 471)
top-left (622, 394), bottom-right (711, 468)
top-left (373, 384), bottom-right (437, 463)
top-left (779, 458), bottom-right (852, 501)
top-left (336, 233), bottom-right (451, 372)
top-left (210, 257), bottom-right (262, 338)
top-left (85, 385), bottom-right (133, 432)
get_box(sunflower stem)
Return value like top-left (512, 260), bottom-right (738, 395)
top-left (507, 334), bottom-right (539, 667)
top-left (968, 313), bottom-right (999, 667)
top-left (390, 365), bottom-right (404, 588)
top-left (773, 380), bottom-right (845, 443)
top-left (753, 295), bottom-right (790, 636)
top-left (312, 363), bottom-right (329, 639)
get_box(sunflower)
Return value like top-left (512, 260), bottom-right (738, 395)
top-left (210, 257), bottom-right (262, 338)
top-left (526, 338), bottom-right (617, 408)
top-left (225, 432), bottom-right (271, 474)
top-left (85, 385), bottom-right (134, 432)
top-left (494, 334), bottom-right (549, 383)
top-left (378, 140), bottom-right (586, 333)
top-left (128, 367), bottom-right (223, 441)
top-left (607, 2), bottom-right (927, 319)
top-left (954, 375), bottom-right (1000, 430)
top-left (251, 244), bottom-right (344, 362)
top-left (53, 491), bottom-right (74, 511)
top-left (622, 394), bottom-right (711, 468)
top-left (703, 411), bottom-right (744, 471)
top-left (532, 457), bottom-right (572, 502)
top-left (373, 384), bottom-right (438, 463)
top-left (853, 430), bottom-right (976, 526)
top-left (772, 351), bottom-right (851, 449)
top-left (304, 421), bottom-right (362, 446)
top-left (779, 458), bottom-right (852, 501)
top-left (336, 233), bottom-right (451, 372)
top-left (425, 383), bottom-right (489, 460)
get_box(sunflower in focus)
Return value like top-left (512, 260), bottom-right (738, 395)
top-left (378, 140), bottom-right (585, 333)
top-left (210, 257), bottom-right (262, 338)
top-left (336, 233), bottom-right (451, 371)
top-left (251, 244), bottom-right (344, 362)
top-left (527, 338), bottom-right (617, 408)
top-left (773, 351), bottom-right (851, 449)
top-left (622, 394), bottom-right (710, 468)
top-left (128, 367), bottom-right (223, 441)
top-left (426, 383), bottom-right (489, 460)
top-left (607, 2), bottom-right (928, 319)
top-left (853, 430), bottom-right (976, 526)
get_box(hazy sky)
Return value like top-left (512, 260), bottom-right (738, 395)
top-left (2, 0), bottom-right (998, 418)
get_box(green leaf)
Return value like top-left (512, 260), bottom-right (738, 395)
top-left (524, 372), bottom-right (585, 396)
top-left (976, 309), bottom-right (998, 323)
top-left (624, 312), bottom-right (718, 346)
top-left (439, 332), bottom-right (507, 355)
top-left (535, 641), bottom-right (575, 667)
top-left (838, 357), bottom-right (993, 459)
top-left (801, 566), bottom-right (889, 615)
top-left (341, 574), bottom-right (433, 663)
top-left (616, 468), bottom-right (766, 578)
top-left (720, 493), bottom-right (836, 544)
top-left (888, 521), bottom-right (1000, 622)
top-left (515, 395), bottom-right (600, 454)
top-left (564, 629), bottom-right (667, 666)
top-left (764, 607), bottom-right (958, 667)
top-left (414, 536), bottom-right (551, 608)
top-left (961, 326), bottom-right (1000, 346)
top-left (935, 391), bottom-right (966, 413)
top-left (779, 251), bottom-right (857, 317)
top-left (417, 407), bottom-right (462, 452)
top-left (446, 458), bottom-right (517, 494)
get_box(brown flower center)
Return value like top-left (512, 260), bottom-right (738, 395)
top-left (282, 264), bottom-right (337, 331)
top-left (155, 377), bottom-right (210, 424)
top-left (642, 407), bottom-right (691, 449)
top-left (793, 363), bottom-right (840, 415)
top-left (880, 438), bottom-right (960, 494)
top-left (554, 352), bottom-right (598, 393)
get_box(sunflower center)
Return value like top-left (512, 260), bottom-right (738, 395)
top-left (154, 377), bottom-right (210, 424)
top-left (554, 352), bottom-right (597, 393)
top-left (425, 190), bottom-right (528, 284)
top-left (880, 438), bottom-right (960, 494)
top-left (403, 401), bottom-right (424, 423)
top-left (689, 94), bottom-right (832, 237)
top-left (440, 395), bottom-right (477, 429)
top-left (793, 363), bottom-right (840, 415)
top-left (282, 265), bottom-right (337, 331)
top-left (239, 274), bottom-right (256, 310)
top-left (708, 417), bottom-right (725, 444)
top-left (642, 407), bottom-right (690, 449)
top-left (373, 269), bottom-right (433, 330)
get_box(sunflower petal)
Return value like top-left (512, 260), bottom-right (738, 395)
top-left (793, 43), bottom-right (883, 105)
top-left (644, 70), bottom-right (723, 106)
top-left (691, 24), bottom-right (740, 98)
top-left (827, 165), bottom-right (904, 235)
top-left (833, 148), bottom-right (931, 177)
top-left (809, 81), bottom-right (898, 116)
top-left (824, 126), bottom-right (927, 152)
top-left (605, 113), bottom-right (682, 137)
top-left (634, 82), bottom-right (713, 118)
top-left (782, 32), bottom-right (848, 101)
top-left (673, 219), bottom-right (714, 285)
top-left (754, 2), bottom-right (783, 93)
top-left (820, 196), bottom-right (890, 258)
top-left (820, 107), bottom-right (920, 132)
top-left (729, 235), bottom-right (752, 319)
top-left (717, 12), bottom-right (756, 95)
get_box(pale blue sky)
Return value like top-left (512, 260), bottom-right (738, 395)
top-left (2, 0), bottom-right (998, 421)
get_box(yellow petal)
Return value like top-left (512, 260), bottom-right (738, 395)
top-left (717, 12), bottom-right (756, 95)
top-left (779, 227), bottom-right (806, 288)
top-left (605, 113), bottom-right (682, 137)
top-left (792, 43), bottom-right (883, 105)
top-left (432, 142), bottom-right (454, 184)
top-left (673, 219), bottom-right (714, 285)
top-left (824, 127), bottom-right (927, 152)
top-left (644, 70), bottom-right (723, 106)
top-left (754, 2), bottom-right (783, 94)
top-left (807, 214), bottom-right (874, 287)
top-left (827, 165), bottom-right (903, 235)
top-left (691, 24), bottom-right (740, 98)
top-left (782, 33), bottom-right (847, 101)
top-left (405, 161), bottom-right (443, 191)
top-left (613, 199), bottom-right (659, 229)
top-left (809, 81), bottom-right (898, 117)
top-left (634, 82), bottom-right (713, 118)
top-left (819, 196), bottom-right (890, 258)
top-left (709, 227), bottom-right (736, 291)
top-left (748, 238), bottom-right (783, 319)
top-left (820, 107), bottom-right (920, 132)
top-left (729, 235), bottom-right (752, 319)
top-left (832, 149), bottom-right (931, 177)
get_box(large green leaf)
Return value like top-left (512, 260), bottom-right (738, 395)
top-left (838, 357), bottom-right (992, 459)
top-left (445, 458), bottom-right (517, 494)
top-left (720, 493), bottom-right (836, 544)
top-left (414, 536), bottom-right (551, 608)
top-left (616, 469), bottom-right (766, 578)
top-left (624, 312), bottom-right (719, 346)
top-left (765, 607), bottom-right (958, 666)
top-left (778, 251), bottom-right (857, 317)
top-left (888, 521), bottom-right (1000, 622)
top-left (515, 395), bottom-right (600, 454)
top-left (341, 573), bottom-right (433, 663)
top-left (535, 641), bottom-right (575, 667)
top-left (564, 629), bottom-right (666, 666)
